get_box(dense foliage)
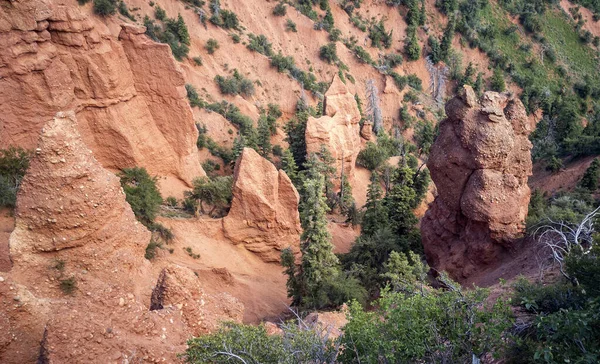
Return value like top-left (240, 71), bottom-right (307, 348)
top-left (0, 147), bottom-right (31, 208)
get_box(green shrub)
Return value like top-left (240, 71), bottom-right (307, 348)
top-left (185, 84), bottom-right (204, 108)
top-left (185, 321), bottom-right (338, 363)
top-left (184, 176), bottom-right (233, 217)
top-left (247, 34), bottom-right (273, 56)
top-left (145, 239), bottom-right (163, 260)
top-left (192, 56), bottom-right (202, 66)
top-left (273, 2), bottom-right (287, 16)
top-left (201, 159), bottom-right (221, 177)
top-left (0, 147), bottom-right (31, 208)
top-left (206, 38), bottom-right (219, 54)
top-left (353, 45), bottom-right (373, 64)
top-left (356, 142), bottom-right (388, 171)
top-left (230, 33), bottom-right (240, 43)
top-left (165, 196), bottom-right (178, 207)
top-left (93, 0), bottom-right (117, 16)
top-left (285, 19), bottom-right (297, 32)
top-left (154, 5), bottom-right (166, 20)
top-left (319, 42), bottom-right (338, 64)
top-left (270, 52), bottom-right (296, 72)
top-left (214, 69), bottom-right (255, 97)
top-left (118, 167), bottom-right (162, 226)
top-left (118, 1), bottom-right (135, 20)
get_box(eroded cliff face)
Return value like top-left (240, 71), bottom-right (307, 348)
top-left (223, 148), bottom-right (302, 263)
top-left (0, 0), bottom-right (204, 186)
top-left (421, 86), bottom-right (534, 279)
top-left (305, 75), bottom-right (362, 188)
top-left (0, 113), bottom-right (240, 363)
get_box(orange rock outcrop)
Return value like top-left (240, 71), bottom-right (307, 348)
top-left (0, 0), bottom-right (204, 186)
top-left (305, 75), bottom-right (362, 188)
top-left (0, 113), bottom-right (240, 363)
top-left (223, 148), bottom-right (302, 262)
top-left (421, 86), bottom-right (534, 279)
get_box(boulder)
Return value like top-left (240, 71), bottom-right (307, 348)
top-left (223, 148), bottom-right (302, 262)
top-left (305, 75), bottom-right (361, 189)
top-left (421, 86), bottom-right (534, 279)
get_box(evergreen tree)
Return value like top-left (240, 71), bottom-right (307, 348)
top-left (461, 62), bottom-right (476, 86)
top-left (418, 0), bottom-right (426, 26)
top-left (175, 14), bottom-right (190, 45)
top-left (257, 115), bottom-right (272, 157)
top-left (490, 68), bottom-right (506, 92)
top-left (385, 167), bottom-right (418, 223)
top-left (299, 174), bottom-right (340, 308)
top-left (580, 158), bottom-right (600, 191)
top-left (361, 173), bottom-right (389, 237)
top-left (280, 149), bottom-right (300, 186)
top-left (280, 247), bottom-right (301, 305)
top-left (440, 15), bottom-right (455, 61)
top-left (428, 36), bottom-right (442, 64)
top-left (323, 8), bottom-right (334, 31)
top-left (404, 26), bottom-right (421, 61)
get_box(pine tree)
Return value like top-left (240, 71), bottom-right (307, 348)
top-left (418, 0), bottom-right (426, 26)
top-left (440, 15), bottom-right (455, 61)
top-left (280, 247), bottom-right (301, 306)
top-left (299, 174), bottom-right (340, 308)
top-left (323, 8), bottom-right (334, 31)
top-left (580, 158), bottom-right (600, 191)
top-left (362, 173), bottom-right (389, 237)
top-left (281, 149), bottom-right (300, 186)
top-left (428, 36), bottom-right (442, 64)
top-left (384, 166), bottom-right (418, 235)
top-left (461, 62), bottom-right (476, 86)
top-left (404, 26), bottom-right (421, 61)
top-left (490, 68), bottom-right (506, 92)
top-left (176, 14), bottom-right (190, 45)
top-left (257, 115), bottom-right (272, 157)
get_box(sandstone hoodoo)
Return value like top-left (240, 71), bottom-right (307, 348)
top-left (0, 0), bottom-right (203, 186)
top-left (1, 112), bottom-right (240, 363)
top-left (223, 148), bottom-right (302, 262)
top-left (421, 86), bottom-right (534, 279)
top-left (305, 75), bottom-right (362, 188)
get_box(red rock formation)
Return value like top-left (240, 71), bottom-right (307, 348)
top-left (223, 148), bottom-right (301, 262)
top-left (305, 75), bottom-right (362, 188)
top-left (421, 86), bottom-right (534, 279)
top-left (0, 113), bottom-right (240, 363)
top-left (0, 0), bottom-right (203, 186)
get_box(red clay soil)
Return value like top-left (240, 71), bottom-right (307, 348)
top-left (0, 208), bottom-right (14, 273)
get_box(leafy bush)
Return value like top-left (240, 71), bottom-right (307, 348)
top-left (192, 56), bottom-right (202, 66)
top-left (154, 5), bottom-right (166, 20)
top-left (143, 14), bottom-right (190, 60)
top-left (340, 283), bottom-right (512, 363)
top-left (118, 1), bottom-right (135, 20)
top-left (184, 176), bottom-right (233, 217)
top-left (356, 142), bottom-right (388, 171)
top-left (214, 69), bottom-right (255, 97)
top-left (205, 38), bottom-right (219, 54)
top-left (185, 84), bottom-right (204, 108)
top-left (247, 34), bottom-right (273, 56)
top-left (185, 321), bottom-right (339, 363)
top-left (0, 147), bottom-right (31, 208)
top-left (273, 2), bottom-right (287, 16)
top-left (93, 0), bottom-right (117, 16)
top-left (319, 42), bottom-right (338, 64)
top-left (285, 19), bottom-right (297, 32)
top-left (118, 167), bottom-right (163, 226)
top-left (270, 52), bottom-right (296, 72)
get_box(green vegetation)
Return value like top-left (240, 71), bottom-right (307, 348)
top-left (184, 246), bottom-right (201, 259)
top-left (205, 38), bottom-right (219, 54)
top-left (214, 69), bottom-right (255, 97)
top-left (143, 13), bottom-right (190, 60)
top-left (59, 277), bottom-right (78, 295)
top-left (319, 42), bottom-right (338, 64)
top-left (93, 0), bottom-right (117, 16)
top-left (118, 167), bottom-right (162, 226)
top-left (273, 2), bottom-right (287, 16)
top-left (183, 176), bottom-right (233, 217)
top-left (247, 34), bottom-right (273, 56)
top-left (285, 18), bottom-right (297, 32)
top-left (0, 147), bottom-right (31, 208)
